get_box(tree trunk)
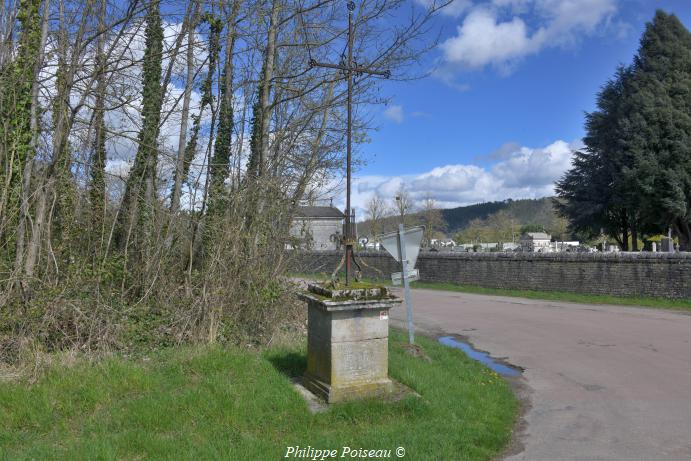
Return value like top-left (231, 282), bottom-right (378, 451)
top-left (90, 0), bottom-right (108, 261)
top-left (207, 0), bottom-right (239, 218)
top-left (673, 218), bottom-right (690, 252)
top-left (258, 0), bottom-right (280, 177)
top-left (24, 180), bottom-right (48, 280)
top-left (621, 211), bottom-right (629, 251)
top-left (185, 11), bottom-right (224, 271)
top-left (49, 0), bottom-right (94, 269)
top-left (169, 0), bottom-right (199, 215)
top-left (118, 0), bottom-right (164, 252)
top-left (14, 0), bottom-right (51, 295)
top-left (0, 0), bottom-right (41, 258)
top-left (0, 0), bottom-right (20, 67)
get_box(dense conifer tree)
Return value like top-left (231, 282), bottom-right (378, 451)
top-left (556, 67), bottom-right (635, 248)
top-left (625, 11), bottom-right (691, 249)
top-left (557, 10), bottom-right (691, 250)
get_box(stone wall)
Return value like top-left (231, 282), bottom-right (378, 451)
top-left (289, 250), bottom-right (691, 300)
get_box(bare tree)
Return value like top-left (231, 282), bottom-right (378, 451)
top-left (365, 195), bottom-right (387, 240)
top-left (169, 0), bottom-right (201, 216)
top-left (421, 194), bottom-right (444, 244)
top-left (393, 185), bottom-right (413, 226)
top-left (0, 0), bottom-right (450, 353)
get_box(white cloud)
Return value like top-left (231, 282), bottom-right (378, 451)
top-left (383, 105), bottom-right (404, 123)
top-left (439, 0), bottom-right (617, 72)
top-left (341, 139), bottom-right (582, 215)
top-left (441, 8), bottom-right (542, 70)
top-left (474, 141), bottom-right (522, 162)
top-left (490, 139), bottom-right (578, 188)
top-left (105, 159), bottom-right (132, 179)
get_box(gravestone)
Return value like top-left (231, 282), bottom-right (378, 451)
top-left (661, 237), bottom-right (674, 253)
top-left (299, 283), bottom-right (401, 403)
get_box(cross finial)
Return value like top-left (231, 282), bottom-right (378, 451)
top-left (308, 1), bottom-right (390, 285)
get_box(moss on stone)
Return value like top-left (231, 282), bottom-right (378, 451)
top-left (307, 282), bottom-right (393, 301)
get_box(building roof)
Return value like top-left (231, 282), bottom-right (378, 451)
top-left (522, 232), bottom-right (551, 240)
top-left (295, 206), bottom-right (345, 219)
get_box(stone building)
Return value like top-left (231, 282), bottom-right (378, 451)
top-left (520, 232), bottom-right (552, 252)
top-left (289, 205), bottom-right (345, 251)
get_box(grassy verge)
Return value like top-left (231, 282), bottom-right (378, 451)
top-left (0, 330), bottom-right (517, 460)
top-left (291, 273), bottom-right (690, 311)
top-left (408, 282), bottom-right (691, 311)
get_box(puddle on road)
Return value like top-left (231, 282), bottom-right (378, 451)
top-left (438, 336), bottom-right (521, 377)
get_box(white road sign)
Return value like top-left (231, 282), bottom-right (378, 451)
top-left (376, 224), bottom-right (424, 344)
top-left (380, 226), bottom-right (424, 267)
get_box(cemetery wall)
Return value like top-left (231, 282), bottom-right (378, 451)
top-left (289, 251), bottom-right (691, 299)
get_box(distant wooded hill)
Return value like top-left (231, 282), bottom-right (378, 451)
top-left (358, 197), bottom-right (570, 241)
top-left (441, 198), bottom-right (558, 232)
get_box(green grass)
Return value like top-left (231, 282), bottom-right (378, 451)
top-left (407, 281), bottom-right (691, 311)
top-left (0, 330), bottom-right (517, 460)
top-left (291, 273), bottom-right (691, 311)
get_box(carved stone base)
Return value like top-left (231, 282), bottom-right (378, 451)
top-left (303, 373), bottom-right (394, 404)
top-left (299, 284), bottom-right (402, 404)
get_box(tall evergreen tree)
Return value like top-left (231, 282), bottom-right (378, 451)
top-left (556, 67), bottom-right (636, 249)
top-left (558, 10), bottom-right (691, 250)
top-left (624, 11), bottom-right (691, 249)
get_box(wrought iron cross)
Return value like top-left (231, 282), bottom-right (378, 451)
top-left (308, 1), bottom-right (390, 286)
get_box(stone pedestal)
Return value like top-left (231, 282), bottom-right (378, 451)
top-left (299, 283), bottom-right (402, 403)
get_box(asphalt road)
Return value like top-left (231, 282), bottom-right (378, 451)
top-left (388, 288), bottom-right (691, 461)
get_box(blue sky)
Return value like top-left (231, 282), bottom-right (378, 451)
top-left (346, 0), bottom-right (691, 213)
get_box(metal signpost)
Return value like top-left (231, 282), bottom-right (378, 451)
top-left (308, 1), bottom-right (390, 286)
top-left (380, 225), bottom-right (424, 344)
top-left (390, 268), bottom-right (419, 285)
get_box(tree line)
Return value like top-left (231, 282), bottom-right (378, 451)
top-left (361, 187), bottom-right (444, 245)
top-left (556, 11), bottom-right (691, 251)
top-left (361, 195), bottom-right (569, 247)
top-left (0, 0), bottom-right (444, 354)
